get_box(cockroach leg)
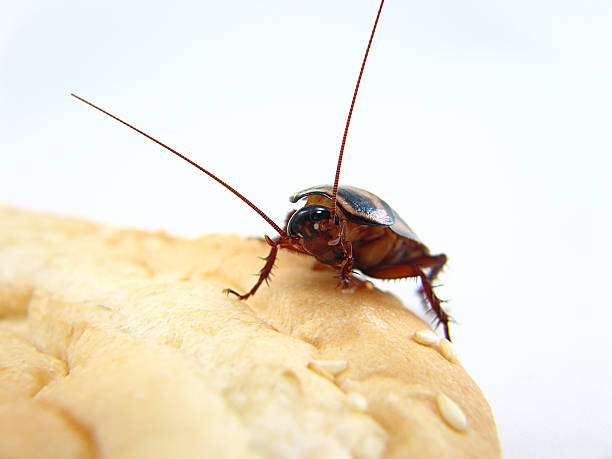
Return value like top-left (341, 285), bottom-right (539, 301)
top-left (338, 273), bottom-right (374, 293)
top-left (337, 259), bottom-right (355, 291)
top-left (422, 254), bottom-right (447, 286)
top-left (335, 242), bottom-right (372, 292)
top-left (416, 253), bottom-right (447, 315)
top-left (336, 243), bottom-right (358, 292)
top-left (415, 267), bottom-right (450, 341)
top-left (361, 258), bottom-right (450, 340)
top-left (225, 235), bottom-right (280, 300)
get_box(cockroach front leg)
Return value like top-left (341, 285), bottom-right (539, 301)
top-left (337, 260), bottom-right (375, 293)
top-left (338, 256), bottom-right (355, 292)
top-left (224, 235), bottom-right (280, 300)
top-left (335, 242), bottom-right (372, 292)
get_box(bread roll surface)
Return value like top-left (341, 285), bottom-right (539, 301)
top-left (0, 206), bottom-right (500, 458)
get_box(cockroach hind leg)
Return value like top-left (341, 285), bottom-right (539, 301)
top-left (442, 322), bottom-right (451, 342)
top-left (361, 262), bottom-right (452, 338)
top-left (413, 268), bottom-right (451, 341)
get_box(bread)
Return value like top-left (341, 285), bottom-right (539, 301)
top-left (0, 206), bottom-right (500, 458)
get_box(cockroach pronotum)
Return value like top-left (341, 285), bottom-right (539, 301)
top-left (70, 0), bottom-right (452, 340)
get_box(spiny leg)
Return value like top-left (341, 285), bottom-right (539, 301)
top-left (362, 258), bottom-right (451, 340)
top-left (334, 240), bottom-right (372, 292)
top-left (338, 268), bottom-right (375, 293)
top-left (425, 253), bottom-right (447, 286)
top-left (398, 254), bottom-right (450, 339)
top-left (306, 259), bottom-right (373, 291)
top-left (416, 254), bottom-right (449, 330)
top-left (337, 256), bottom-right (355, 292)
top-left (414, 267), bottom-right (450, 341)
top-left (224, 235), bottom-right (279, 300)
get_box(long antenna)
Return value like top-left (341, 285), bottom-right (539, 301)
top-left (330, 0), bottom-right (385, 221)
top-left (70, 93), bottom-right (286, 237)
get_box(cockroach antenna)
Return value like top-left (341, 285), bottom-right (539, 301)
top-left (69, 93), bottom-right (287, 237)
top-left (329, 0), bottom-right (385, 222)
top-left (70, 1), bottom-right (452, 339)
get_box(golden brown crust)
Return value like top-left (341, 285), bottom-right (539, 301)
top-left (0, 206), bottom-right (500, 458)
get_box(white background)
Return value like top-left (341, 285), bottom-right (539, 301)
top-left (1, 1), bottom-right (611, 458)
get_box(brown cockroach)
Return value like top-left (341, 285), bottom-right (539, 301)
top-left (71, 0), bottom-right (451, 339)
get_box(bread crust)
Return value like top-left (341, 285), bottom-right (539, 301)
top-left (0, 207), bottom-right (500, 458)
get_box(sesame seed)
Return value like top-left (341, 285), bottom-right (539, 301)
top-left (345, 391), bottom-right (368, 412)
top-left (438, 338), bottom-right (458, 363)
top-left (413, 329), bottom-right (439, 346)
top-left (308, 359), bottom-right (347, 376)
top-left (354, 432), bottom-right (387, 459)
top-left (307, 362), bottom-right (333, 380)
top-left (436, 393), bottom-right (467, 432)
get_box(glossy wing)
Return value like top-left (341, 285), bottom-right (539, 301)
top-left (290, 185), bottom-right (395, 227)
top-left (389, 209), bottom-right (422, 242)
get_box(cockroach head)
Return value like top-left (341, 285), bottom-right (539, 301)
top-left (287, 206), bottom-right (340, 239)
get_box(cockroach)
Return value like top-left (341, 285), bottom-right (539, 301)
top-left (70, 0), bottom-right (451, 340)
